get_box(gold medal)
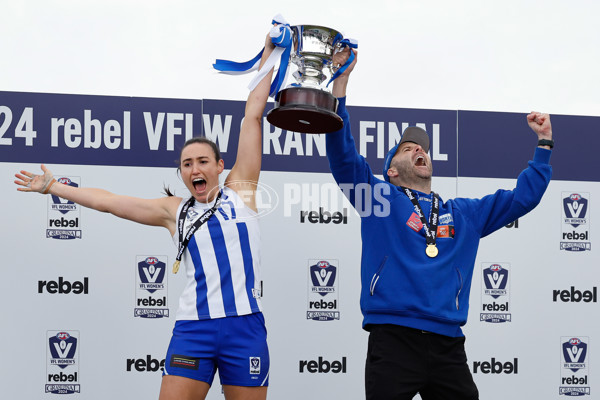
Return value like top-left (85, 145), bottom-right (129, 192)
top-left (426, 244), bottom-right (438, 258)
top-left (172, 260), bottom-right (181, 274)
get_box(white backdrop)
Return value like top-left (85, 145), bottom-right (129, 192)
top-left (1, 1), bottom-right (599, 399)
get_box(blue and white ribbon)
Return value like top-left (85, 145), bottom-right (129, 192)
top-left (213, 14), bottom-right (293, 98)
top-left (326, 38), bottom-right (359, 87)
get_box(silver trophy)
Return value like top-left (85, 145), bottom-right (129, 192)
top-left (266, 25), bottom-right (344, 134)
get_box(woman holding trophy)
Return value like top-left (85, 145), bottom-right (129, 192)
top-left (14, 30), bottom-right (278, 400)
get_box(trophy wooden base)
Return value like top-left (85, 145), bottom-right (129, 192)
top-left (267, 87), bottom-right (343, 133)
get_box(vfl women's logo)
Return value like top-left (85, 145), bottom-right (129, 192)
top-left (49, 332), bottom-right (77, 369)
top-left (51, 178), bottom-right (79, 215)
top-left (564, 193), bottom-right (588, 228)
top-left (249, 357), bottom-right (261, 374)
top-left (563, 338), bottom-right (588, 372)
top-left (307, 259), bottom-right (340, 321)
top-left (483, 264), bottom-right (508, 298)
top-left (138, 257), bottom-right (166, 293)
top-left (310, 261), bottom-right (337, 296)
top-left (135, 255), bottom-right (169, 318)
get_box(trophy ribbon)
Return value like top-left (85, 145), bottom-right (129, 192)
top-left (326, 38), bottom-right (359, 87)
top-left (213, 14), bottom-right (293, 98)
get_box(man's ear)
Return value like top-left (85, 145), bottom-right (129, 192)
top-left (387, 167), bottom-right (398, 180)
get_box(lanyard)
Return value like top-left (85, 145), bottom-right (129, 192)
top-left (172, 190), bottom-right (222, 273)
top-left (401, 187), bottom-right (440, 258)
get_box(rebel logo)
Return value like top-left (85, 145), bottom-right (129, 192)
top-left (563, 193), bottom-right (588, 227)
top-left (48, 217), bottom-right (79, 227)
top-left (299, 357), bottom-right (347, 373)
top-left (137, 296), bottom-right (167, 307)
top-left (138, 257), bottom-right (166, 293)
top-left (310, 261), bottom-right (337, 297)
top-left (562, 338), bottom-right (587, 372)
top-left (309, 299), bottom-right (337, 309)
top-left (49, 332), bottom-right (77, 369)
top-left (126, 355), bottom-right (166, 372)
top-left (483, 264), bottom-right (508, 299)
top-left (553, 286), bottom-right (597, 303)
top-left (472, 358), bottom-right (518, 374)
top-left (300, 208), bottom-right (348, 224)
top-left (39, 277), bottom-right (89, 294)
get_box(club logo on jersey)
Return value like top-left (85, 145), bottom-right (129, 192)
top-left (46, 330), bottom-right (80, 394)
top-left (480, 263), bottom-right (511, 323)
top-left (307, 260), bottom-right (340, 321)
top-left (186, 208), bottom-right (199, 221)
top-left (250, 357), bottom-right (261, 375)
top-left (439, 213), bottom-right (454, 225)
top-left (134, 255), bottom-right (169, 318)
top-left (46, 176), bottom-right (82, 240)
top-left (436, 225), bottom-right (455, 238)
top-left (406, 212), bottom-right (423, 232)
top-left (561, 192), bottom-right (591, 252)
top-left (559, 337), bottom-right (590, 396)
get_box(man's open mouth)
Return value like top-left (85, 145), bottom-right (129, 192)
top-left (415, 155), bottom-right (426, 167)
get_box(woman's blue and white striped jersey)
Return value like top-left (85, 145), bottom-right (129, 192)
top-left (173, 187), bottom-right (262, 320)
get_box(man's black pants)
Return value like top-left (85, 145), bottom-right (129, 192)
top-left (365, 324), bottom-right (479, 400)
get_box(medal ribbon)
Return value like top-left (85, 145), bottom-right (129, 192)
top-left (401, 187), bottom-right (439, 248)
top-left (213, 14), bottom-right (293, 98)
top-left (173, 190), bottom-right (222, 273)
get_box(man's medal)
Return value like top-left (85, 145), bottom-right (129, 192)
top-left (402, 187), bottom-right (440, 258)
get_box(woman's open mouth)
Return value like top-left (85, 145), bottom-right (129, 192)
top-left (193, 178), bottom-right (207, 194)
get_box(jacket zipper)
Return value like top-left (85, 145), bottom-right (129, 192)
top-left (455, 267), bottom-right (464, 310)
top-left (370, 256), bottom-right (389, 295)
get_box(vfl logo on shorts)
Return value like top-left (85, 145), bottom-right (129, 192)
top-left (250, 357), bottom-right (261, 375)
top-left (170, 355), bottom-right (199, 370)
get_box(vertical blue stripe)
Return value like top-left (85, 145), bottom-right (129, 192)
top-left (187, 236), bottom-right (210, 319)
top-left (207, 216), bottom-right (238, 316)
top-left (237, 222), bottom-right (259, 311)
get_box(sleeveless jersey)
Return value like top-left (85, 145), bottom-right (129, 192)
top-left (173, 187), bottom-right (263, 320)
